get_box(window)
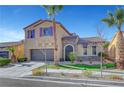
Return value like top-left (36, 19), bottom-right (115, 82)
top-left (92, 46), bottom-right (97, 55)
top-left (43, 27), bottom-right (53, 36)
top-left (27, 30), bottom-right (35, 38)
top-left (83, 45), bottom-right (87, 55)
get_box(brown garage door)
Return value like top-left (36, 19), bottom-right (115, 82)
top-left (31, 49), bottom-right (54, 61)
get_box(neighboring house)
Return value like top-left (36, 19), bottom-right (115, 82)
top-left (0, 40), bottom-right (24, 59)
top-left (108, 31), bottom-right (124, 68)
top-left (24, 19), bottom-right (105, 62)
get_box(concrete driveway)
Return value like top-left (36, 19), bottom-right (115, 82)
top-left (0, 62), bottom-right (45, 78)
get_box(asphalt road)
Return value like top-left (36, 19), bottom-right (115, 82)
top-left (0, 78), bottom-right (83, 87)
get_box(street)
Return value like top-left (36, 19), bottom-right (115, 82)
top-left (0, 77), bottom-right (83, 87)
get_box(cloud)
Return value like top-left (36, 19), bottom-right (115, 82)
top-left (0, 27), bottom-right (24, 42)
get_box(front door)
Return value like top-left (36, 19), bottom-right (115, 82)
top-left (65, 45), bottom-right (73, 61)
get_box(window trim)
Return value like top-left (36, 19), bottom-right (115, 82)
top-left (42, 27), bottom-right (53, 36)
top-left (92, 46), bottom-right (97, 56)
top-left (83, 45), bottom-right (88, 56)
top-left (27, 30), bottom-right (35, 39)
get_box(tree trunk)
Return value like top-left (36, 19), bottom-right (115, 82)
top-left (11, 53), bottom-right (17, 63)
top-left (115, 31), bottom-right (124, 69)
top-left (52, 18), bottom-right (58, 64)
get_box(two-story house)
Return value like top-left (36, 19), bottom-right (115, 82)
top-left (24, 19), bottom-right (104, 62)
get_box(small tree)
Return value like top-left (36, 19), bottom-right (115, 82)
top-left (69, 52), bottom-right (75, 63)
top-left (7, 47), bottom-right (17, 63)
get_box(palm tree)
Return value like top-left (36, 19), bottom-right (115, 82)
top-left (102, 8), bottom-right (124, 69)
top-left (102, 8), bottom-right (124, 31)
top-left (42, 5), bottom-right (63, 64)
top-left (7, 47), bottom-right (17, 63)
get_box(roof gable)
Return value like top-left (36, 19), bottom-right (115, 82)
top-left (24, 19), bottom-right (72, 35)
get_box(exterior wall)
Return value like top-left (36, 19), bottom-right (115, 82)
top-left (24, 21), bottom-right (70, 61)
top-left (108, 32), bottom-right (118, 60)
top-left (77, 44), bottom-right (101, 56)
top-left (77, 43), bottom-right (101, 61)
top-left (0, 43), bottom-right (24, 59)
top-left (55, 25), bottom-right (70, 61)
top-left (108, 31), bottom-right (124, 62)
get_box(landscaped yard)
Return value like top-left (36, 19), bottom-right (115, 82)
top-left (32, 63), bottom-right (124, 81)
top-left (47, 63), bottom-right (115, 70)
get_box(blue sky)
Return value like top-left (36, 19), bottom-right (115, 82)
top-left (0, 5), bottom-right (124, 42)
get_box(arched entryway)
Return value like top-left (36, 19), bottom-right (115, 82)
top-left (64, 44), bottom-right (74, 61)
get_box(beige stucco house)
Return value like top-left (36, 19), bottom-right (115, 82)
top-left (24, 19), bottom-right (105, 62)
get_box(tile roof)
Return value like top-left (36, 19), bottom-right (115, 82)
top-left (62, 35), bottom-right (79, 39)
top-left (0, 40), bottom-right (23, 48)
top-left (78, 37), bottom-right (105, 44)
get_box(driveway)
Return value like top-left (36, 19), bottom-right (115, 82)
top-left (0, 62), bottom-right (45, 78)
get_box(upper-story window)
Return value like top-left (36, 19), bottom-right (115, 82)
top-left (27, 30), bottom-right (35, 39)
top-left (83, 45), bottom-right (87, 55)
top-left (92, 46), bottom-right (97, 55)
top-left (40, 27), bottom-right (53, 37)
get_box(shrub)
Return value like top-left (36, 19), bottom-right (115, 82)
top-left (69, 52), bottom-right (75, 63)
top-left (108, 75), bottom-right (123, 80)
top-left (83, 70), bottom-right (93, 77)
top-left (18, 58), bottom-right (27, 62)
top-left (98, 52), bottom-right (107, 58)
top-left (0, 57), bottom-right (11, 66)
top-left (32, 67), bottom-right (45, 76)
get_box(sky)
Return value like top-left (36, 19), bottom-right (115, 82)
top-left (0, 5), bottom-right (124, 42)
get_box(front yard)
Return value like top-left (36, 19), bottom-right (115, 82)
top-left (32, 63), bottom-right (124, 81)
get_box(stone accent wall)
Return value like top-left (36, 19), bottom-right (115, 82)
top-left (115, 31), bottom-right (124, 69)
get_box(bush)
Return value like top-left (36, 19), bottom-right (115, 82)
top-left (98, 52), bottom-right (107, 58)
top-left (83, 70), bottom-right (93, 77)
top-left (108, 75), bottom-right (123, 80)
top-left (32, 67), bottom-right (45, 76)
top-left (18, 58), bottom-right (27, 62)
top-left (0, 57), bottom-right (11, 66)
top-left (69, 52), bottom-right (75, 63)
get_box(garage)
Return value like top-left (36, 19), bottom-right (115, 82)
top-left (0, 51), bottom-right (9, 58)
top-left (31, 49), bottom-right (54, 61)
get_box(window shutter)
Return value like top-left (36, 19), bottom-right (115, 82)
top-left (40, 28), bottom-right (42, 37)
top-left (27, 31), bottom-right (30, 38)
top-left (32, 30), bottom-right (35, 38)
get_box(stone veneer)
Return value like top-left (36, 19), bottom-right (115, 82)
top-left (115, 31), bottom-right (124, 69)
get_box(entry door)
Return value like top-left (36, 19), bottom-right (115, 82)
top-left (65, 45), bottom-right (73, 61)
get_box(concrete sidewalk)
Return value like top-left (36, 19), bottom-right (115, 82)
top-left (46, 69), bottom-right (124, 77)
top-left (0, 62), bottom-right (45, 78)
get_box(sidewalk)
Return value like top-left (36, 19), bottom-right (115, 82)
top-left (46, 69), bottom-right (124, 77)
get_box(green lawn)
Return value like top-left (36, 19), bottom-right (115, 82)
top-left (47, 63), bottom-right (115, 70)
